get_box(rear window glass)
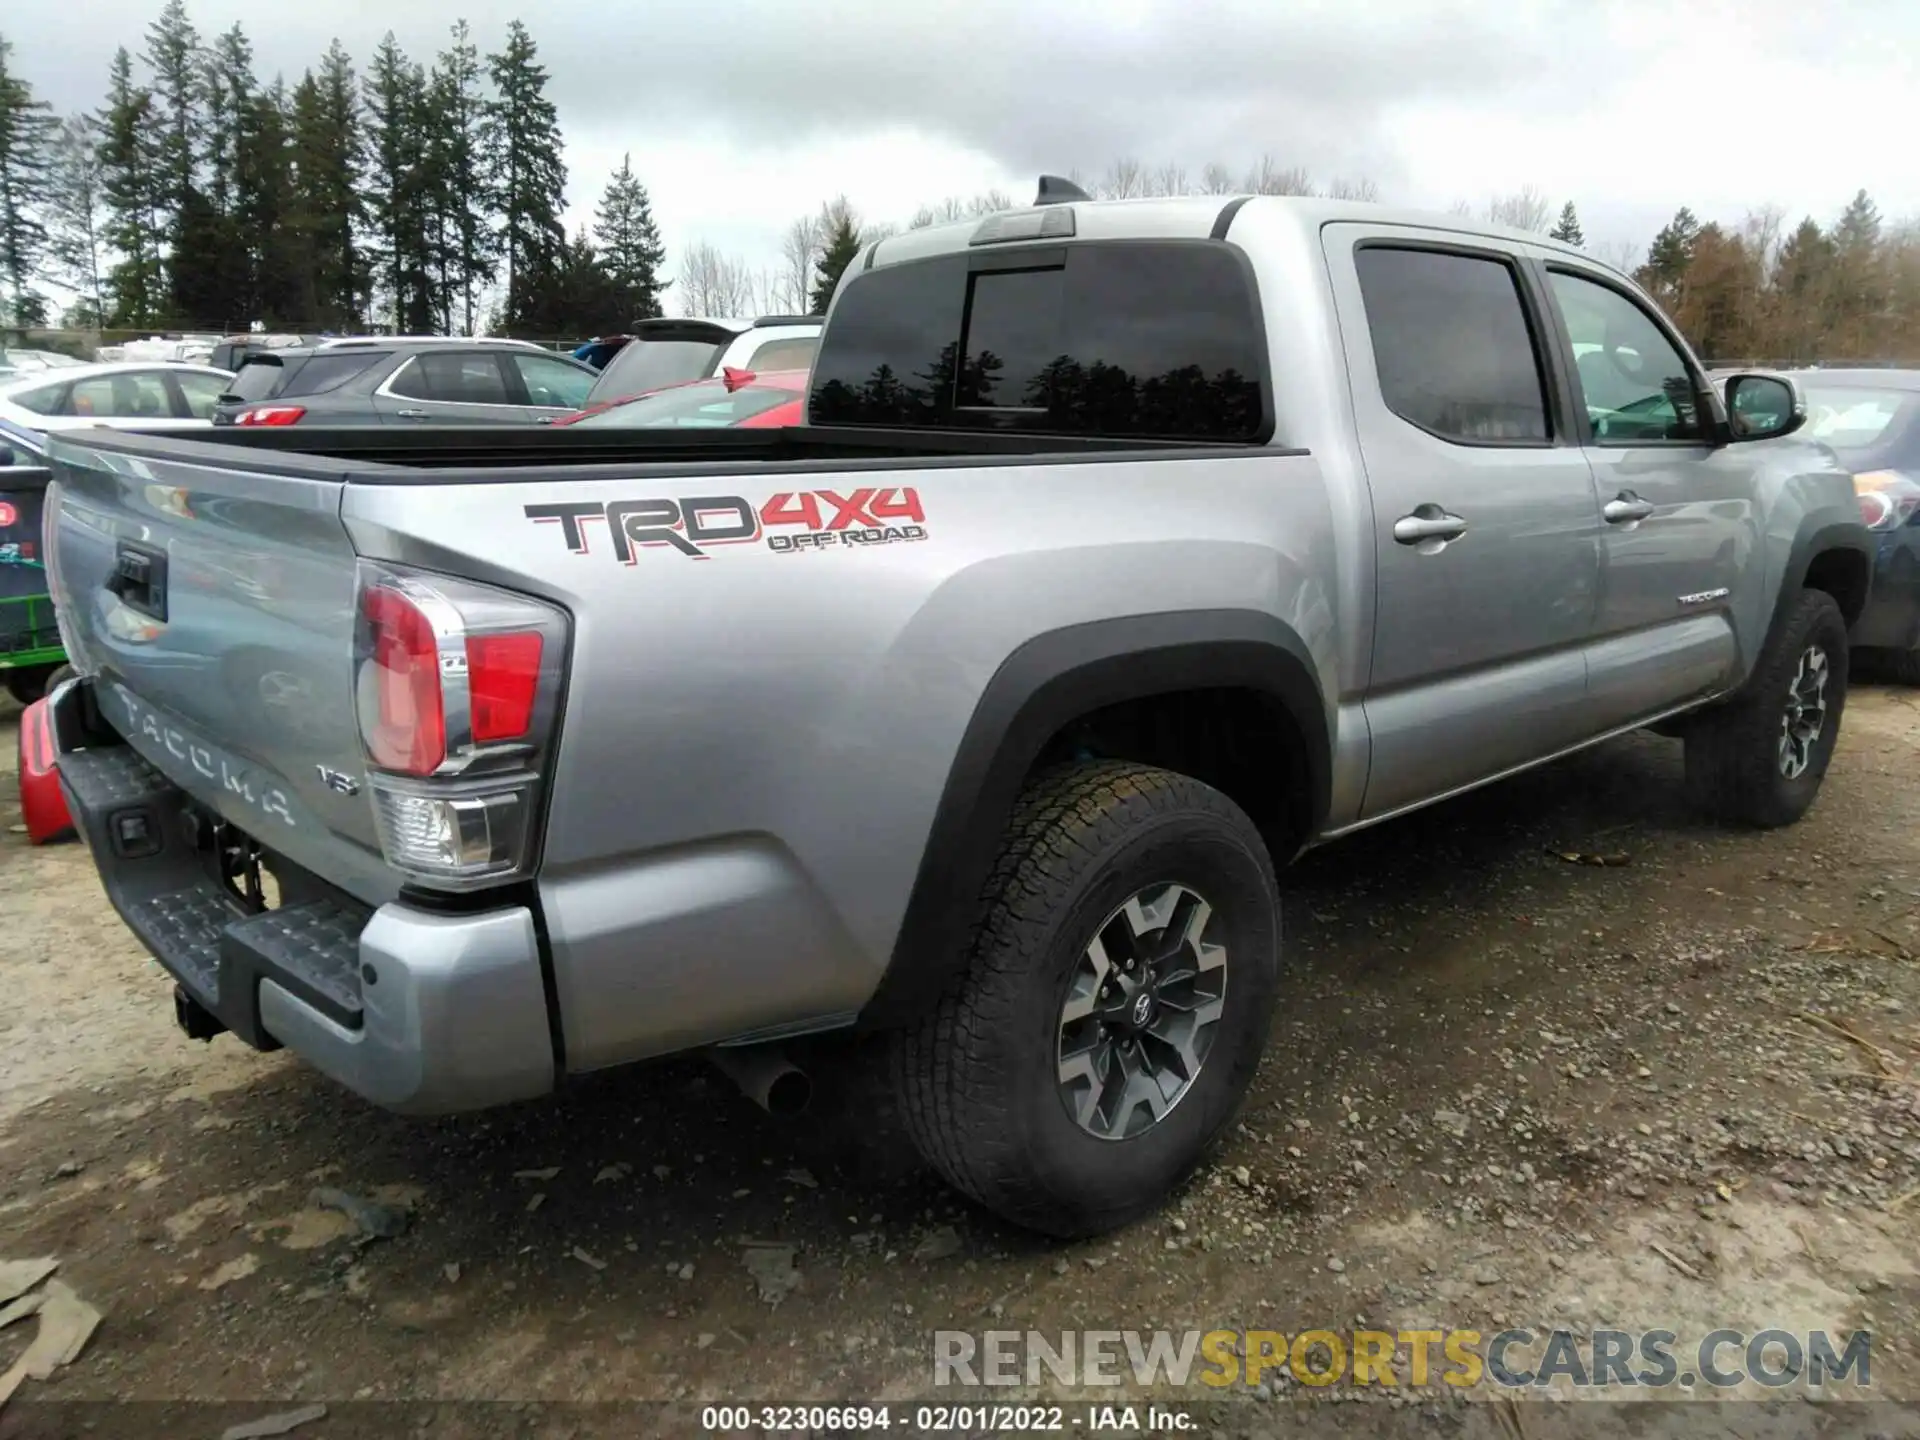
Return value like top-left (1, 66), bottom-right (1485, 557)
top-left (809, 242), bottom-right (1268, 442)
top-left (740, 336), bottom-right (818, 373)
top-left (227, 357), bottom-right (288, 402)
top-left (281, 352), bottom-right (384, 397)
top-left (1801, 387), bottom-right (1913, 451)
top-left (566, 381), bottom-right (799, 429)
top-left (587, 339), bottom-right (728, 403)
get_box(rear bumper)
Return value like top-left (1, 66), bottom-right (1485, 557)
top-left (49, 678), bottom-right (555, 1115)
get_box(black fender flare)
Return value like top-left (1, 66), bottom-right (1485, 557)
top-left (1775, 517), bottom-right (1874, 643)
top-left (858, 609), bottom-right (1330, 1028)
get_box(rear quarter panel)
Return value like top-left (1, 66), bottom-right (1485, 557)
top-left (342, 449), bottom-right (1344, 1067)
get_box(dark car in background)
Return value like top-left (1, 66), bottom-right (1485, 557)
top-left (214, 337), bottom-right (598, 428)
top-left (1729, 369), bottom-right (1920, 679)
top-left (581, 316), bottom-right (821, 407)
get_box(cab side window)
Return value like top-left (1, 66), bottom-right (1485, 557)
top-left (1547, 271), bottom-right (1702, 443)
top-left (1354, 247), bottom-right (1551, 445)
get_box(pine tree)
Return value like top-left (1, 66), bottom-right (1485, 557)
top-left (1638, 206), bottom-right (1701, 298)
top-left (1549, 201), bottom-right (1584, 247)
top-left (594, 154), bottom-right (667, 323)
top-left (0, 34), bottom-right (57, 327)
top-left (47, 114), bottom-right (107, 324)
top-left (544, 226), bottom-right (618, 334)
top-left (193, 23), bottom-right (257, 326)
top-left (362, 33), bottom-right (434, 332)
top-left (97, 47), bottom-right (165, 327)
top-left (811, 207), bottom-right (861, 315)
top-left (425, 22), bottom-right (493, 334)
top-left (144, 0), bottom-right (204, 320)
top-left (236, 80), bottom-right (298, 323)
top-left (288, 41), bottom-right (365, 330)
top-left (483, 20), bottom-right (567, 332)
top-left (203, 24), bottom-right (253, 213)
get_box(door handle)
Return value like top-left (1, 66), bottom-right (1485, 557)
top-left (1603, 493), bottom-right (1657, 524)
top-left (1392, 505), bottom-right (1469, 547)
top-left (535, 415), bottom-right (558, 425)
top-left (394, 407), bottom-right (429, 420)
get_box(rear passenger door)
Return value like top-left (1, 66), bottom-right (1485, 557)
top-left (1538, 266), bottom-right (1748, 730)
top-left (1325, 230), bottom-right (1606, 819)
top-left (373, 350), bottom-right (526, 425)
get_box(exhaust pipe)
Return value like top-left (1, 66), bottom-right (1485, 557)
top-left (708, 1044), bottom-right (812, 1117)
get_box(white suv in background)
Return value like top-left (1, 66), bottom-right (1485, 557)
top-left (581, 316), bottom-right (821, 406)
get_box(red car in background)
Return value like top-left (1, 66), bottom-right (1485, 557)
top-left (555, 367), bottom-right (807, 430)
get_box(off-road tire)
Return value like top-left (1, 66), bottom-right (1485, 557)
top-left (890, 760), bottom-right (1280, 1237)
top-left (1684, 589), bottom-right (1849, 828)
top-left (3, 663), bottom-right (67, 706)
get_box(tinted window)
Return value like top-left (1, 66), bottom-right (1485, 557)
top-left (174, 372), bottom-right (229, 418)
top-left (391, 352), bottom-right (511, 405)
top-left (587, 339), bottom-right (726, 403)
top-left (8, 384), bottom-right (64, 416)
top-left (809, 242), bottom-right (1268, 441)
top-left (567, 381), bottom-right (801, 429)
top-left (511, 353), bottom-right (594, 409)
top-left (226, 357), bottom-right (287, 402)
top-left (740, 336), bottom-right (818, 373)
top-left (280, 352), bottom-right (384, 397)
top-left (70, 372), bottom-right (171, 418)
top-left (1548, 271), bottom-right (1701, 443)
top-left (1354, 248), bottom-right (1549, 444)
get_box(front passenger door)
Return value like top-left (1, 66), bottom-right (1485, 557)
top-left (1326, 232), bottom-right (1606, 820)
top-left (1543, 268), bottom-right (1748, 730)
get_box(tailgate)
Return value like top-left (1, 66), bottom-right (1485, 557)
top-left (46, 433), bottom-right (398, 904)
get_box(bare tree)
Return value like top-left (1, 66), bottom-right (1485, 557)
top-left (1485, 185), bottom-right (1553, 233)
top-left (1152, 163), bottom-right (1189, 198)
top-left (1448, 199), bottom-right (1475, 218)
top-left (1245, 155), bottom-right (1314, 196)
top-left (776, 213), bottom-right (822, 315)
top-left (1199, 162), bottom-right (1237, 195)
top-left (1740, 205), bottom-right (1787, 277)
top-left (1593, 239), bottom-right (1643, 276)
top-left (1324, 176), bottom-right (1381, 203)
top-left (967, 189), bottom-right (1013, 217)
top-left (1101, 157), bottom-right (1147, 199)
top-left (678, 241), bottom-right (757, 318)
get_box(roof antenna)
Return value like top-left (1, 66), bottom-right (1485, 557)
top-left (1035, 175), bottom-right (1092, 206)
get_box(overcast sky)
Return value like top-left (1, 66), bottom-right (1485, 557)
top-left (10, 0), bottom-right (1919, 296)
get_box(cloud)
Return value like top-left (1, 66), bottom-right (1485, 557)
top-left (7, 0), bottom-right (1917, 280)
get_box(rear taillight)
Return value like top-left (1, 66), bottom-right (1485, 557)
top-left (235, 405), bottom-right (306, 426)
top-left (353, 561), bottom-right (568, 890)
top-left (1854, 470), bottom-right (1920, 531)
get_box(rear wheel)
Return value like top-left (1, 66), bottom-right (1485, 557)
top-left (891, 760), bottom-right (1281, 1237)
top-left (1684, 589), bottom-right (1849, 827)
top-left (3, 664), bottom-right (64, 706)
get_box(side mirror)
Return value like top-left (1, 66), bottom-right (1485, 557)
top-left (1723, 372), bottom-right (1806, 442)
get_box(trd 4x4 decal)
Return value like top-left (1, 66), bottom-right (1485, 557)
top-left (526, 487), bottom-right (928, 562)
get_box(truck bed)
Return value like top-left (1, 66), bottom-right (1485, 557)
top-left (61, 423), bottom-right (1259, 479)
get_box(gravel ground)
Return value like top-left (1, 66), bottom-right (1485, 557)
top-left (6, 688), bottom-right (1920, 1436)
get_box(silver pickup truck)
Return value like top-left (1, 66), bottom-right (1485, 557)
top-left (43, 188), bottom-right (1872, 1237)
